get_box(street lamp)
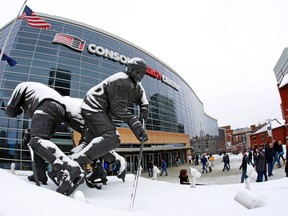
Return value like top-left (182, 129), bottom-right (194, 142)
top-left (266, 118), bottom-right (279, 143)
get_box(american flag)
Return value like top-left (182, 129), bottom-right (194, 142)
top-left (53, 33), bottom-right (86, 52)
top-left (19, 5), bottom-right (51, 30)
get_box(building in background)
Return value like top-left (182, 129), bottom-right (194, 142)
top-left (250, 119), bottom-right (286, 148)
top-left (221, 119), bottom-right (285, 153)
top-left (274, 48), bottom-right (288, 128)
top-left (0, 14), bottom-right (221, 172)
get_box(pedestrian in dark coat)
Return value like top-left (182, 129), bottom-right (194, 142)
top-left (195, 154), bottom-right (199, 165)
top-left (222, 153), bottom-right (230, 171)
top-left (160, 159), bottom-right (168, 176)
top-left (248, 149), bottom-right (254, 166)
top-left (239, 151), bottom-right (248, 183)
top-left (147, 160), bottom-right (154, 177)
top-left (273, 140), bottom-right (282, 168)
top-left (255, 148), bottom-right (266, 182)
top-left (265, 142), bottom-right (274, 176)
top-left (201, 154), bottom-right (208, 173)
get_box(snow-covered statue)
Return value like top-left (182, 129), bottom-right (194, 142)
top-left (10, 162), bottom-right (15, 174)
top-left (234, 165), bottom-right (266, 209)
top-left (190, 167), bottom-right (201, 188)
top-left (6, 82), bottom-right (85, 195)
top-left (19, 94), bottom-right (128, 190)
top-left (152, 165), bottom-right (160, 180)
top-left (68, 57), bottom-right (149, 182)
top-left (6, 57), bottom-right (149, 195)
top-left (245, 164), bottom-right (257, 190)
top-left (62, 96), bottom-right (128, 187)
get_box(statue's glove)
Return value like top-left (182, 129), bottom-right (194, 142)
top-left (139, 104), bottom-right (149, 123)
top-left (128, 118), bottom-right (148, 142)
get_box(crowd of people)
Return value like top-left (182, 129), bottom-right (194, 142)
top-left (146, 158), bottom-right (169, 178)
top-left (239, 139), bottom-right (288, 183)
top-left (146, 139), bottom-right (288, 186)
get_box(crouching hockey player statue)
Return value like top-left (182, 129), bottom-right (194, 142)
top-left (68, 57), bottom-right (149, 185)
top-left (6, 82), bottom-right (85, 196)
top-left (21, 95), bottom-right (129, 190)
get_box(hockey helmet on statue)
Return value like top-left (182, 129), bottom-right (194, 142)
top-left (125, 58), bottom-right (147, 84)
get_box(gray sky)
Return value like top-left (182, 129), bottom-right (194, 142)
top-left (1, 0), bottom-right (287, 129)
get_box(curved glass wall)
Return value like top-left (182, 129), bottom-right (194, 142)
top-left (0, 15), bottom-right (219, 169)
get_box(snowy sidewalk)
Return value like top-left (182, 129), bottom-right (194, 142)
top-left (144, 154), bottom-right (287, 185)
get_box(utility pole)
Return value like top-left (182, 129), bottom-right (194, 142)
top-left (267, 119), bottom-right (274, 143)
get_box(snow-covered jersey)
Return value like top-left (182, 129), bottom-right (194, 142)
top-left (6, 82), bottom-right (64, 118)
top-left (62, 96), bottom-right (84, 134)
top-left (81, 72), bottom-right (148, 122)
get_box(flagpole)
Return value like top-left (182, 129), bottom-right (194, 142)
top-left (0, 0), bottom-right (28, 63)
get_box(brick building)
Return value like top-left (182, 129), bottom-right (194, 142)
top-left (274, 48), bottom-right (288, 132)
top-left (249, 119), bottom-right (286, 148)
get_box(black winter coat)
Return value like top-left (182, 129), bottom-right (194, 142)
top-left (255, 151), bottom-right (265, 172)
top-left (239, 154), bottom-right (248, 170)
top-left (265, 147), bottom-right (274, 163)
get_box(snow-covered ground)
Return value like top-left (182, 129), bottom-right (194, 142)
top-left (0, 153), bottom-right (287, 216)
top-left (151, 153), bottom-right (286, 185)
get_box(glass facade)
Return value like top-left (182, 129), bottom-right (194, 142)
top-left (0, 15), bottom-right (219, 170)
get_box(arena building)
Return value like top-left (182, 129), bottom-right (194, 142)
top-left (0, 14), bottom-right (221, 172)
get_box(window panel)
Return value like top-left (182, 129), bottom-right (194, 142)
top-left (35, 46), bottom-right (58, 55)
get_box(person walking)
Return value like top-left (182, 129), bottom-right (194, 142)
top-left (239, 151), bottom-right (248, 183)
top-left (265, 142), bottom-right (275, 177)
top-left (226, 153), bottom-right (231, 170)
top-left (208, 154), bottom-right (214, 172)
top-left (160, 159), bottom-right (168, 176)
top-left (248, 149), bottom-right (254, 166)
top-left (222, 153), bottom-right (230, 171)
top-left (201, 154), bottom-right (208, 173)
top-left (278, 141), bottom-right (285, 165)
top-left (195, 154), bottom-right (199, 165)
top-left (262, 147), bottom-right (268, 181)
top-left (273, 140), bottom-right (282, 168)
top-left (254, 147), bottom-right (266, 182)
top-left (175, 156), bottom-right (179, 167)
top-left (147, 160), bottom-right (154, 177)
top-left (188, 154), bottom-right (193, 165)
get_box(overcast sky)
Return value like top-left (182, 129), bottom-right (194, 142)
top-left (1, 0), bottom-right (287, 129)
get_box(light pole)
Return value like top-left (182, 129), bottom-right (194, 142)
top-left (267, 119), bottom-right (276, 144)
top-left (269, 120), bottom-right (273, 143)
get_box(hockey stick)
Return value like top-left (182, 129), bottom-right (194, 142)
top-left (27, 143), bottom-right (40, 186)
top-left (129, 120), bottom-right (145, 210)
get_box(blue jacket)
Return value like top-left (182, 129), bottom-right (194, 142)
top-left (161, 160), bottom-right (167, 169)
